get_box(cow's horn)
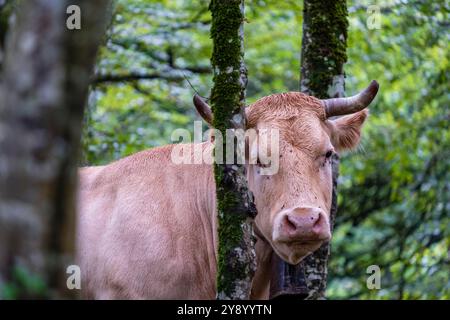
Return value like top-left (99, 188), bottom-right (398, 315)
top-left (322, 80), bottom-right (379, 117)
top-left (193, 94), bottom-right (213, 125)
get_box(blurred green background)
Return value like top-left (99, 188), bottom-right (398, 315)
top-left (82, 0), bottom-right (449, 299)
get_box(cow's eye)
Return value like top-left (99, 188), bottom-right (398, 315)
top-left (325, 150), bottom-right (333, 159)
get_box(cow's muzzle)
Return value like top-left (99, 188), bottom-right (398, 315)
top-left (273, 206), bottom-right (331, 245)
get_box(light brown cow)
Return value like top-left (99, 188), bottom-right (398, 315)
top-left (76, 81), bottom-right (379, 299)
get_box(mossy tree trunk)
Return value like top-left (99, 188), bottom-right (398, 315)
top-left (209, 0), bottom-right (257, 300)
top-left (300, 0), bottom-right (348, 99)
top-left (299, 0), bottom-right (347, 299)
top-left (0, 0), bottom-right (110, 298)
top-left (270, 0), bottom-right (348, 300)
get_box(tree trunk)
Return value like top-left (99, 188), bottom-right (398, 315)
top-left (270, 0), bottom-right (348, 300)
top-left (209, 0), bottom-right (257, 300)
top-left (0, 0), bottom-right (110, 299)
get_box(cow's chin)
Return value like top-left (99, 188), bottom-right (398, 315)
top-left (272, 240), bottom-right (324, 265)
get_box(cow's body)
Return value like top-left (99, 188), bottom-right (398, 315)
top-left (77, 143), bottom-right (272, 299)
top-left (77, 84), bottom-right (379, 299)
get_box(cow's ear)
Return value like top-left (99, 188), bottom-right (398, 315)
top-left (193, 95), bottom-right (213, 126)
top-left (328, 109), bottom-right (368, 152)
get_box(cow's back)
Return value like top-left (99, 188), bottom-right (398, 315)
top-left (77, 144), bottom-right (218, 299)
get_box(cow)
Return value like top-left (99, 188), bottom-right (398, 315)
top-left (76, 81), bottom-right (379, 299)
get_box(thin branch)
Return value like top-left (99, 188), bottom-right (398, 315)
top-left (110, 38), bottom-right (211, 74)
top-left (92, 72), bottom-right (185, 84)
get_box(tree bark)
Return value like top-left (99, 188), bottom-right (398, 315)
top-left (270, 0), bottom-right (347, 300)
top-left (0, 0), bottom-right (110, 298)
top-left (300, 0), bottom-right (348, 99)
top-left (209, 0), bottom-right (257, 300)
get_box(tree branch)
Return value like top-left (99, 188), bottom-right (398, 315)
top-left (92, 72), bottom-right (186, 84)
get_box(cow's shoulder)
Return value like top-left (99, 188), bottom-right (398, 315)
top-left (78, 165), bottom-right (106, 192)
top-left (78, 143), bottom-right (214, 199)
top-left (78, 144), bottom-right (173, 184)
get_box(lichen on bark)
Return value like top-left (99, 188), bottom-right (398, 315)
top-left (209, 0), bottom-right (256, 299)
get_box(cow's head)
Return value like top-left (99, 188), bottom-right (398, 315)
top-left (194, 81), bottom-right (379, 264)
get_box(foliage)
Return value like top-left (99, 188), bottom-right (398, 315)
top-left (1, 266), bottom-right (48, 299)
top-left (82, 0), bottom-right (449, 299)
top-left (327, 0), bottom-right (449, 299)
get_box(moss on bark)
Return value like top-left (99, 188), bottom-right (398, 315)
top-left (300, 0), bottom-right (348, 98)
top-left (209, 0), bottom-right (256, 299)
top-left (210, 0), bottom-right (246, 131)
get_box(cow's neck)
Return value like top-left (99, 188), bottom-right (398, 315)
top-left (250, 229), bottom-right (273, 299)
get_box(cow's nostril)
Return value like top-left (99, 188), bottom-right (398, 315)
top-left (312, 213), bottom-right (324, 234)
top-left (313, 213), bottom-right (322, 225)
top-left (311, 214), bottom-right (322, 224)
top-left (284, 215), bottom-right (297, 232)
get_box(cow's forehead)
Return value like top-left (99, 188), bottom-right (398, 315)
top-left (258, 116), bottom-right (330, 157)
top-left (289, 115), bottom-right (329, 147)
top-left (247, 92), bottom-right (330, 153)
top-left (246, 91), bottom-right (325, 127)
